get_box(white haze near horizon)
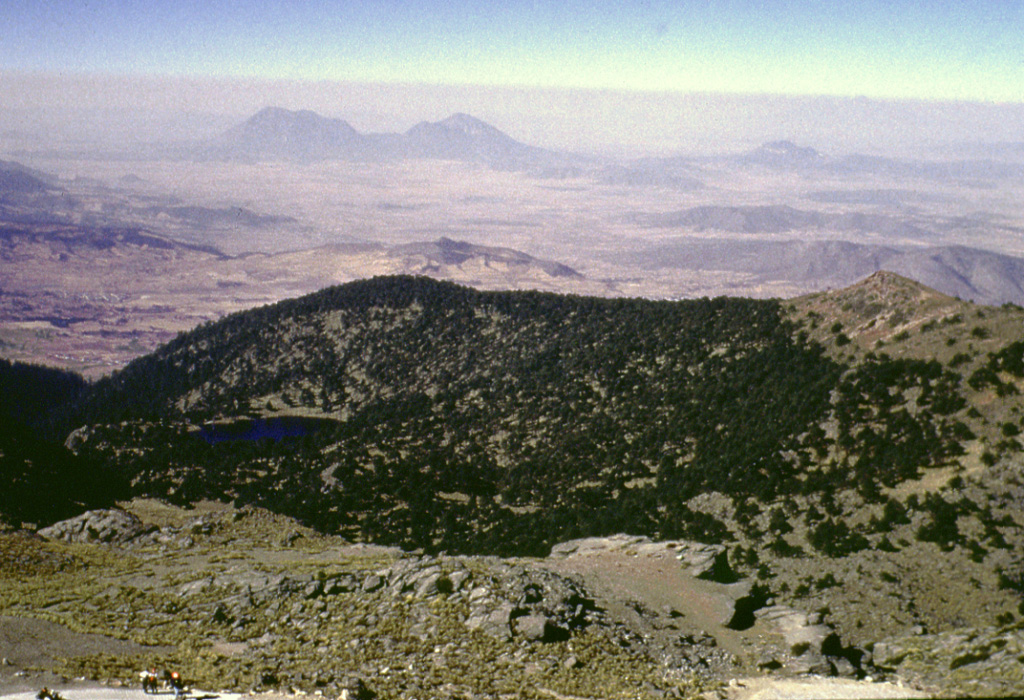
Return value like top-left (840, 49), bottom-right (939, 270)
top-left (2, 72), bottom-right (1024, 159)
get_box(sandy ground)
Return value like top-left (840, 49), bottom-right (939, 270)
top-left (541, 549), bottom-right (757, 658)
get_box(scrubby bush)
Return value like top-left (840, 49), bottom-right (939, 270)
top-left (808, 518), bottom-right (869, 557)
top-left (915, 493), bottom-right (975, 551)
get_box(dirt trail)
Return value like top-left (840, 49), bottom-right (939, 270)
top-left (721, 677), bottom-right (929, 699)
top-left (0, 691), bottom-right (245, 700)
top-left (540, 548), bottom-right (934, 699)
top-left (0, 678), bottom-right (931, 700)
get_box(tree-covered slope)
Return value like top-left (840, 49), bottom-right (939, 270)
top-left (56, 276), bottom-right (975, 555)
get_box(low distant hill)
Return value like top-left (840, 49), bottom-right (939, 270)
top-left (389, 237), bottom-right (581, 279)
top-left (0, 160), bottom-right (62, 215)
top-left (141, 204), bottom-right (296, 229)
top-left (884, 245), bottom-right (1024, 305)
top-left (0, 160), bottom-right (56, 195)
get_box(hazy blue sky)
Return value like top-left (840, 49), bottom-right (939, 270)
top-left (2, 0), bottom-right (1022, 102)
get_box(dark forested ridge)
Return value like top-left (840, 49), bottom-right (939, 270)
top-left (43, 275), bottom-right (976, 555)
top-left (1, 358), bottom-right (87, 427)
top-left (0, 359), bottom-right (125, 526)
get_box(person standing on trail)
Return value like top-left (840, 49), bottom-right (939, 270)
top-left (170, 670), bottom-right (184, 700)
top-left (140, 668), bottom-right (158, 693)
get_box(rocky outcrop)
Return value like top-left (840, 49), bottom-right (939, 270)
top-left (549, 534), bottom-right (736, 581)
top-left (757, 606), bottom-right (832, 653)
top-left (33, 509), bottom-right (878, 690)
top-left (873, 623), bottom-right (1024, 697)
top-left (383, 557), bottom-right (598, 642)
top-left (34, 510), bottom-right (600, 647)
top-left (38, 508), bottom-right (153, 544)
top-left (37, 509), bottom-right (232, 549)
top-left (163, 551), bottom-right (603, 647)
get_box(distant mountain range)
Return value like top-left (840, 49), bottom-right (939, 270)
top-left (204, 107), bottom-right (568, 168)
top-left (737, 140), bottom-right (824, 167)
top-left (730, 139), bottom-right (1024, 182)
top-left (633, 204), bottom-right (932, 238)
top-left (195, 108), bottom-right (1024, 190)
top-left (619, 238), bottom-right (1024, 306)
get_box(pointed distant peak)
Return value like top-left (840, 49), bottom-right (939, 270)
top-left (441, 113), bottom-right (489, 127)
top-left (252, 106), bottom-right (292, 118)
top-left (246, 106), bottom-right (306, 123)
top-left (763, 139), bottom-right (804, 151)
top-left (756, 140), bottom-right (821, 159)
top-left (863, 269), bottom-right (918, 286)
top-left (429, 113), bottom-right (507, 137)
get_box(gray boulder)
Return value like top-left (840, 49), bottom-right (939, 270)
top-left (466, 602), bottom-right (515, 640)
top-left (756, 605), bottom-right (833, 656)
top-left (513, 614), bottom-right (568, 642)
